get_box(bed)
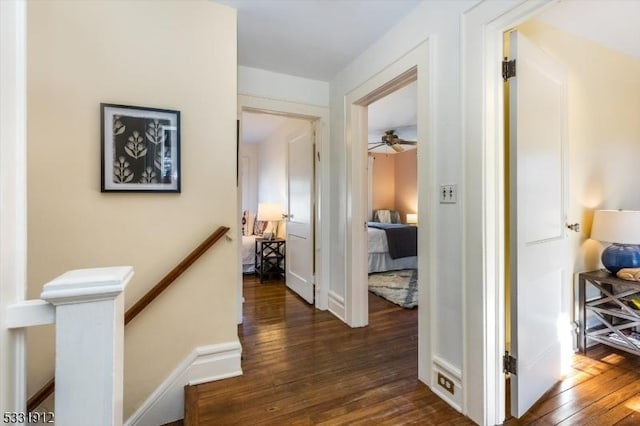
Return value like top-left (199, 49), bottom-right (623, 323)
top-left (367, 221), bottom-right (417, 273)
top-left (242, 235), bottom-right (257, 273)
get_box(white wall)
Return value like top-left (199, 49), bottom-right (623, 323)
top-left (329, 0), bottom-right (477, 382)
top-left (258, 117), bottom-right (309, 207)
top-left (240, 142), bottom-right (259, 214)
top-left (239, 66), bottom-right (330, 107)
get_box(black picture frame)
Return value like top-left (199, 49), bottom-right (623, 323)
top-left (101, 103), bottom-right (181, 193)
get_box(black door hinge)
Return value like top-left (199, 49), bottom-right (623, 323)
top-left (503, 351), bottom-right (517, 375)
top-left (502, 59), bottom-right (516, 81)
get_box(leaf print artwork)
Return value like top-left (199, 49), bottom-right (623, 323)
top-left (140, 167), bottom-right (157, 183)
top-left (102, 104), bottom-right (179, 192)
top-left (113, 117), bottom-right (126, 136)
top-left (146, 120), bottom-right (166, 145)
top-left (114, 156), bottom-right (134, 183)
top-left (124, 131), bottom-right (148, 159)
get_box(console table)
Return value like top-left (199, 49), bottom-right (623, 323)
top-left (254, 238), bottom-right (286, 283)
top-left (578, 270), bottom-right (640, 356)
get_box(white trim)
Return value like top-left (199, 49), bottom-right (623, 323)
top-left (344, 40), bottom-right (434, 389)
top-left (461, 1), bottom-right (557, 424)
top-left (432, 355), bottom-right (463, 412)
top-left (40, 266), bottom-right (134, 305)
top-left (328, 290), bottom-right (345, 321)
top-left (237, 94), bottom-right (330, 312)
top-left (6, 300), bottom-right (55, 329)
top-left (125, 340), bottom-right (242, 426)
top-left (0, 0), bottom-right (27, 413)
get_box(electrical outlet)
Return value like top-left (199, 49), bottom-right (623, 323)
top-left (437, 372), bottom-right (455, 395)
top-left (439, 184), bottom-right (457, 204)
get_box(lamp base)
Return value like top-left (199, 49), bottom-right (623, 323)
top-left (602, 244), bottom-right (640, 274)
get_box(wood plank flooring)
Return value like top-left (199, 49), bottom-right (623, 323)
top-left (183, 274), bottom-right (640, 425)
top-left (184, 274), bottom-right (473, 425)
top-left (506, 344), bottom-right (640, 425)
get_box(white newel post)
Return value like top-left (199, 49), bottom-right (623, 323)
top-left (40, 266), bottom-right (133, 426)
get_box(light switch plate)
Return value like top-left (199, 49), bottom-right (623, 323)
top-left (439, 184), bottom-right (457, 204)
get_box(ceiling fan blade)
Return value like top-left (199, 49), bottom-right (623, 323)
top-left (368, 143), bottom-right (386, 151)
top-left (391, 143), bottom-right (404, 153)
top-left (398, 140), bottom-right (417, 145)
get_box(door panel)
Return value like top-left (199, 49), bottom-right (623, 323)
top-left (286, 122), bottom-right (314, 304)
top-left (509, 31), bottom-right (568, 418)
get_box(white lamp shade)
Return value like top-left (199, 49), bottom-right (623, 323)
top-left (591, 210), bottom-right (640, 244)
top-left (257, 203), bottom-right (283, 222)
top-left (406, 213), bottom-right (418, 224)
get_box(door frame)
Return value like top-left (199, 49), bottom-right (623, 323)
top-left (461, 0), bottom-right (559, 424)
top-left (0, 0), bottom-right (28, 412)
top-left (344, 40), bottom-right (434, 382)
top-left (236, 95), bottom-right (330, 319)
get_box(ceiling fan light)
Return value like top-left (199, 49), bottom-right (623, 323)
top-left (391, 143), bottom-right (404, 153)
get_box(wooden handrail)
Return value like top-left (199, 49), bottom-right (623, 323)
top-left (26, 225), bottom-right (230, 412)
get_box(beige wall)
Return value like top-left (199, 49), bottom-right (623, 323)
top-left (394, 149), bottom-right (418, 222)
top-left (517, 20), bottom-right (640, 305)
top-left (370, 150), bottom-right (417, 222)
top-left (27, 0), bottom-right (237, 417)
top-left (371, 154), bottom-right (395, 211)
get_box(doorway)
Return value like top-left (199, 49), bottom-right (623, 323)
top-left (366, 81), bottom-right (419, 312)
top-left (462, 0), bottom-right (640, 422)
top-left (236, 95), bottom-right (330, 323)
top-left (343, 39), bottom-right (441, 403)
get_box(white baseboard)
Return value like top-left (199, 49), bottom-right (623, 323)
top-left (431, 355), bottom-right (463, 412)
top-left (125, 340), bottom-right (242, 426)
top-left (328, 290), bottom-right (345, 321)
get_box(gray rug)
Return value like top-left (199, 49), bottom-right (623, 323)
top-left (368, 269), bottom-right (418, 309)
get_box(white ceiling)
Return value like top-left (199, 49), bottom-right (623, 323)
top-left (237, 0), bottom-right (640, 146)
top-left (537, 0), bottom-right (640, 60)
top-left (214, 0), bottom-right (422, 81)
top-left (242, 112), bottom-right (290, 144)
top-left (368, 81), bottom-right (417, 137)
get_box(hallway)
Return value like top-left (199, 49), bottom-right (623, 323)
top-left (185, 275), bottom-right (472, 424)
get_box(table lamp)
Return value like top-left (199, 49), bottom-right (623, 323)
top-left (406, 213), bottom-right (418, 226)
top-left (257, 203), bottom-right (283, 240)
top-left (591, 209), bottom-right (640, 274)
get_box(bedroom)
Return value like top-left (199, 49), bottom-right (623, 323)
top-left (239, 112), bottom-right (309, 276)
top-left (366, 80), bottom-right (419, 310)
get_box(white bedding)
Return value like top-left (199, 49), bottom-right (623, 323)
top-left (242, 235), bottom-right (256, 273)
top-left (367, 227), bottom-right (417, 273)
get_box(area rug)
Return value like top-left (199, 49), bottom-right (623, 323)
top-left (368, 269), bottom-right (418, 309)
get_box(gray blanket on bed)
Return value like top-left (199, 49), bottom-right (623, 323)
top-left (367, 222), bottom-right (417, 259)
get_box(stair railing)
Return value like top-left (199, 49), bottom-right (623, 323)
top-left (8, 225), bottom-right (230, 419)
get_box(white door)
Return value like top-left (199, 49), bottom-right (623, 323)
top-left (509, 31), bottom-right (568, 417)
top-left (286, 122), bottom-right (314, 304)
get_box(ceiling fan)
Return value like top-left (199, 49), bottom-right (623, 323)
top-left (368, 130), bottom-right (417, 153)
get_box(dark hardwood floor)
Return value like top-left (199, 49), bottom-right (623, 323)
top-left (182, 274), bottom-right (640, 425)
top-left (505, 344), bottom-right (640, 425)
top-left (184, 274), bottom-right (473, 425)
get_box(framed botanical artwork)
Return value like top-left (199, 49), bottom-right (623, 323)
top-left (101, 103), bottom-right (180, 192)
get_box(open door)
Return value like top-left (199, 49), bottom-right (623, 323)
top-left (508, 30), bottom-right (568, 417)
top-left (286, 121), bottom-right (315, 304)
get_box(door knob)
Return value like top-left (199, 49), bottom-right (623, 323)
top-left (566, 223), bottom-right (580, 232)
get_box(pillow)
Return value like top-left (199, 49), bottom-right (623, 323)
top-left (241, 210), bottom-right (255, 236)
top-left (374, 209), bottom-right (392, 223)
top-left (390, 210), bottom-right (400, 224)
top-left (253, 219), bottom-right (268, 236)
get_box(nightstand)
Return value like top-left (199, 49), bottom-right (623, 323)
top-left (254, 238), bottom-right (286, 283)
top-left (578, 270), bottom-right (640, 356)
